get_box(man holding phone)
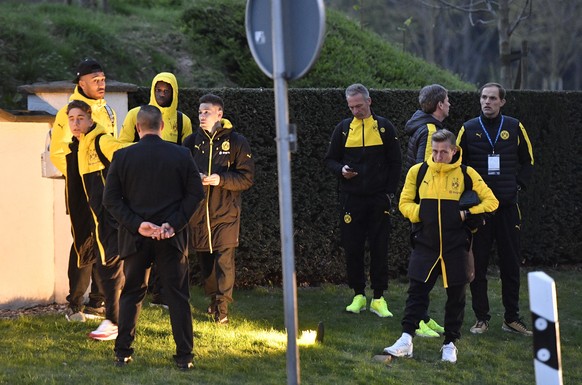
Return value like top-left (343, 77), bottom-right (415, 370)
top-left (324, 83), bottom-right (402, 317)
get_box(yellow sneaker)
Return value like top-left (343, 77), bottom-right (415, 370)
top-left (426, 318), bottom-right (445, 334)
top-left (415, 320), bottom-right (439, 337)
top-left (369, 297), bottom-right (393, 318)
top-left (345, 294), bottom-right (367, 314)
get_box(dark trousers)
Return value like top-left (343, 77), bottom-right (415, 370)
top-left (115, 239), bottom-right (193, 364)
top-left (470, 204), bottom-right (521, 322)
top-left (147, 263), bottom-right (164, 302)
top-left (339, 193), bottom-right (390, 295)
top-left (198, 247), bottom-right (235, 313)
top-left (402, 266), bottom-right (466, 344)
top-left (94, 256), bottom-right (124, 324)
top-left (66, 243), bottom-right (104, 311)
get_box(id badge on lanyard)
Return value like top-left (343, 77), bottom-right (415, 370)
top-left (479, 115), bottom-right (504, 176)
top-left (488, 154), bottom-right (500, 175)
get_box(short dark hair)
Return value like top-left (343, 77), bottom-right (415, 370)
top-left (418, 84), bottom-right (448, 114)
top-left (479, 82), bottom-right (506, 100)
top-left (199, 94), bottom-right (224, 110)
top-left (137, 105), bottom-right (162, 131)
top-left (431, 128), bottom-right (456, 147)
top-left (345, 83), bottom-right (369, 99)
top-left (66, 100), bottom-right (92, 116)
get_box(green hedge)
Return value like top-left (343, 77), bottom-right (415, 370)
top-left (128, 88), bottom-right (582, 286)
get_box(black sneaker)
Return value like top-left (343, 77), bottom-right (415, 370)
top-left (83, 306), bottom-right (105, 320)
top-left (215, 314), bottom-right (229, 325)
top-left (502, 319), bottom-right (533, 336)
top-left (114, 356), bottom-right (132, 367)
top-left (206, 298), bottom-right (217, 315)
top-left (65, 307), bottom-right (86, 322)
top-left (176, 361), bottom-right (194, 371)
top-left (150, 298), bottom-right (169, 310)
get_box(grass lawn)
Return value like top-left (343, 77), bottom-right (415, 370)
top-left (0, 268), bottom-right (580, 384)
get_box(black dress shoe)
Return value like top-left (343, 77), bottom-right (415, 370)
top-left (114, 356), bottom-right (132, 367)
top-left (177, 361), bottom-right (194, 371)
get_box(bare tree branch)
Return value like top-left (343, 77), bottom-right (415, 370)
top-left (508, 0), bottom-right (532, 35)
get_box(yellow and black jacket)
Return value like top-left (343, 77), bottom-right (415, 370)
top-left (119, 72), bottom-right (192, 144)
top-left (50, 86), bottom-right (117, 176)
top-left (399, 149), bottom-right (499, 287)
top-left (324, 113), bottom-right (402, 196)
top-left (66, 124), bottom-right (131, 267)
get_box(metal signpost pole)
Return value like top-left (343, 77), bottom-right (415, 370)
top-left (245, 2), bottom-right (325, 383)
top-left (271, 0), bottom-right (300, 383)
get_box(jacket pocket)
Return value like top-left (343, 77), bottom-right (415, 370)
top-left (410, 222), bottom-right (423, 248)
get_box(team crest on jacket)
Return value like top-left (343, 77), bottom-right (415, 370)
top-left (500, 130), bottom-right (510, 140)
top-left (451, 177), bottom-right (460, 192)
top-left (88, 149), bottom-right (99, 165)
top-left (344, 213), bottom-right (352, 224)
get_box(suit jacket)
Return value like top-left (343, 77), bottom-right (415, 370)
top-left (103, 134), bottom-right (204, 258)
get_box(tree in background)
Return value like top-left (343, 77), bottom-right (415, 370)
top-left (429, 0), bottom-right (532, 88)
top-left (518, 0), bottom-right (582, 90)
top-left (328, 0), bottom-right (582, 90)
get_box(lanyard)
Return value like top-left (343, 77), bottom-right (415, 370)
top-left (478, 115), bottom-right (504, 154)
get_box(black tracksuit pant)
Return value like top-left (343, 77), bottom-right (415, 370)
top-left (339, 193), bottom-right (390, 295)
top-left (94, 256), bottom-right (124, 324)
top-left (402, 264), bottom-right (466, 344)
top-left (115, 238), bottom-right (193, 364)
top-left (198, 247), bottom-right (236, 316)
top-left (470, 203), bottom-right (522, 323)
top-left (66, 243), bottom-right (104, 311)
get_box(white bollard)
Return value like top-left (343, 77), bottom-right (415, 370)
top-left (528, 271), bottom-right (563, 385)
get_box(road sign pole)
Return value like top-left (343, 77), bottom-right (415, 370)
top-left (272, 1), bottom-right (300, 384)
top-left (245, 2), bottom-right (325, 383)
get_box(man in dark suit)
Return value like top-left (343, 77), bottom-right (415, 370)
top-left (103, 105), bottom-right (204, 370)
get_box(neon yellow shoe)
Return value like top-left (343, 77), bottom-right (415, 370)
top-left (415, 320), bottom-right (440, 337)
top-left (345, 294), bottom-right (367, 314)
top-left (426, 318), bottom-right (444, 334)
top-left (369, 297), bottom-right (393, 318)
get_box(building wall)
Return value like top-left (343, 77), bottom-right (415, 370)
top-left (0, 120), bottom-right (71, 309)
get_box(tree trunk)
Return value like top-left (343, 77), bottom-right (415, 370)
top-left (498, 0), bottom-right (512, 87)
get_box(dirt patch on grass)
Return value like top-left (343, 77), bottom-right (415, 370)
top-left (0, 303), bottom-right (67, 320)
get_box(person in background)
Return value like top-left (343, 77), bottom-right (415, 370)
top-left (402, 84), bottom-right (451, 338)
top-left (103, 105), bottom-right (204, 370)
top-left (384, 129), bottom-right (498, 363)
top-left (457, 82), bottom-right (535, 336)
top-left (183, 94), bottom-right (255, 325)
top-left (119, 72), bottom-right (193, 309)
top-left (50, 58), bottom-right (117, 321)
top-left (63, 100), bottom-right (129, 340)
top-left (324, 83), bottom-right (402, 318)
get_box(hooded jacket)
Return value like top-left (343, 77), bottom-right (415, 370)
top-left (404, 109), bottom-right (444, 172)
top-left (183, 119), bottom-right (255, 252)
top-left (399, 148), bottom-right (499, 287)
top-left (65, 122), bottom-right (129, 267)
top-left (119, 72), bottom-right (192, 144)
top-left (50, 86), bottom-right (117, 176)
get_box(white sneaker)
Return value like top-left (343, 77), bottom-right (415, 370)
top-left (441, 342), bottom-right (458, 363)
top-left (88, 319), bottom-right (118, 341)
top-left (383, 333), bottom-right (413, 358)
